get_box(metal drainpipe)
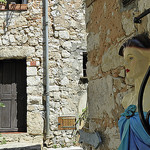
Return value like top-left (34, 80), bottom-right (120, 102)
top-left (44, 0), bottom-right (50, 139)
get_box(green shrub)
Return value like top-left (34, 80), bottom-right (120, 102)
top-left (0, 134), bottom-right (6, 145)
top-left (0, 103), bottom-right (5, 108)
top-left (53, 145), bottom-right (57, 148)
top-left (0, 0), bottom-right (7, 5)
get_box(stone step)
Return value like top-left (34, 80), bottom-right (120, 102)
top-left (0, 143), bottom-right (41, 150)
top-left (46, 147), bottom-right (83, 150)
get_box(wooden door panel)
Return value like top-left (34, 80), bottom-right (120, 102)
top-left (1, 95), bottom-right (12, 99)
top-left (2, 85), bottom-right (11, 94)
top-left (1, 101), bottom-right (11, 128)
top-left (11, 99), bottom-right (17, 129)
top-left (0, 83), bottom-right (17, 131)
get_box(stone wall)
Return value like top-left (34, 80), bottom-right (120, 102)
top-left (0, 0), bottom-right (87, 148)
top-left (0, 0), bottom-right (44, 144)
top-left (86, 0), bottom-right (150, 149)
top-left (48, 0), bottom-right (87, 147)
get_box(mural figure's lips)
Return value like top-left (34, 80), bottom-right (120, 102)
top-left (126, 69), bottom-right (130, 73)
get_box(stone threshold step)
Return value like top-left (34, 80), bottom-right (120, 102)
top-left (46, 147), bottom-right (83, 150)
top-left (0, 143), bottom-right (41, 150)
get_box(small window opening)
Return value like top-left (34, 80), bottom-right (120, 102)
top-left (122, 0), bottom-right (135, 7)
top-left (79, 52), bottom-right (88, 84)
top-left (5, 0), bottom-right (28, 10)
top-left (83, 52), bottom-right (87, 77)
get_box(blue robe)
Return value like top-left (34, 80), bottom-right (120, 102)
top-left (118, 105), bottom-right (150, 150)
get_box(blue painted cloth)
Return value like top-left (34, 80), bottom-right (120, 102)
top-left (118, 105), bottom-right (150, 150)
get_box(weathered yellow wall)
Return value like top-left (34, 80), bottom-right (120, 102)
top-left (86, 0), bottom-right (150, 149)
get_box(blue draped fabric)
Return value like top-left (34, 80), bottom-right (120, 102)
top-left (118, 105), bottom-right (150, 150)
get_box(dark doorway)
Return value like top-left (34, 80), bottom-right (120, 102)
top-left (0, 59), bottom-right (27, 132)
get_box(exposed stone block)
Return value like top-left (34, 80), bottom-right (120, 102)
top-left (62, 50), bottom-right (71, 58)
top-left (61, 76), bottom-right (69, 85)
top-left (0, 46), bottom-right (35, 58)
top-left (27, 76), bottom-right (41, 86)
top-left (62, 41), bottom-right (72, 49)
top-left (27, 67), bottom-right (37, 76)
top-left (27, 112), bottom-right (44, 135)
top-left (59, 31), bottom-right (70, 39)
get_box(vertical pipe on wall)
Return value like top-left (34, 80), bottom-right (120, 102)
top-left (44, 0), bottom-right (50, 138)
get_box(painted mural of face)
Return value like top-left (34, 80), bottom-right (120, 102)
top-left (123, 47), bottom-right (149, 79)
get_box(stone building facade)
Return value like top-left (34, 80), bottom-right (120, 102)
top-left (86, 0), bottom-right (150, 150)
top-left (0, 0), bottom-right (87, 148)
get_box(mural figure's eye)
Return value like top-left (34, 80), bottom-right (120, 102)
top-left (129, 57), bottom-right (133, 60)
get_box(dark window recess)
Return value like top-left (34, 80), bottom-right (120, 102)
top-left (0, 59), bottom-right (27, 132)
top-left (6, 0), bottom-right (28, 10)
top-left (83, 52), bottom-right (87, 77)
top-left (79, 52), bottom-right (88, 84)
top-left (122, 0), bottom-right (135, 7)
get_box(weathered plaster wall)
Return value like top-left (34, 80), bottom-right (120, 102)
top-left (0, 0), bottom-right (87, 148)
top-left (86, 0), bottom-right (150, 149)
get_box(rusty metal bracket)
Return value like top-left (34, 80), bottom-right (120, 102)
top-left (134, 8), bottom-right (150, 24)
top-left (78, 129), bottom-right (102, 149)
